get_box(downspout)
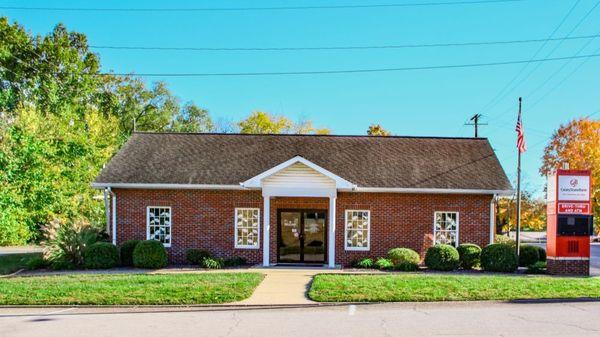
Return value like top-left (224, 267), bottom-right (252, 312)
top-left (106, 187), bottom-right (117, 245)
top-left (103, 188), bottom-right (111, 235)
top-left (490, 194), bottom-right (496, 244)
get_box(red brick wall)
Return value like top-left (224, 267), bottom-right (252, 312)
top-left (113, 189), bottom-right (493, 266)
top-left (335, 193), bottom-right (493, 266)
top-left (114, 189), bottom-right (263, 264)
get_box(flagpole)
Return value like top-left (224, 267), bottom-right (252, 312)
top-left (515, 97), bottom-right (522, 257)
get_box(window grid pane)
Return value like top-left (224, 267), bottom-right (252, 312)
top-left (148, 207), bottom-right (171, 245)
top-left (345, 210), bottom-right (369, 249)
top-left (236, 208), bottom-right (259, 248)
top-left (434, 212), bottom-right (458, 246)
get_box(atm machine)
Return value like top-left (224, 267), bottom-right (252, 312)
top-left (546, 169), bottom-right (593, 275)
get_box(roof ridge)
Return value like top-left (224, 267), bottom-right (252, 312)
top-left (132, 131), bottom-right (487, 140)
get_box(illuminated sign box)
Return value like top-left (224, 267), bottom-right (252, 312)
top-left (557, 175), bottom-right (590, 201)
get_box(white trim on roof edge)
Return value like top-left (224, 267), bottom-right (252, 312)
top-left (356, 187), bottom-right (514, 196)
top-left (92, 182), bottom-right (513, 195)
top-left (91, 183), bottom-right (244, 190)
top-left (241, 155), bottom-right (356, 190)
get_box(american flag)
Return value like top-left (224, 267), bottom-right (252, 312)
top-left (515, 110), bottom-right (526, 153)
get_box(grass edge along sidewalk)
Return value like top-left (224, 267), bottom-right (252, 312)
top-left (0, 253), bottom-right (42, 275)
top-left (0, 272), bottom-right (264, 305)
top-left (308, 274), bottom-right (600, 302)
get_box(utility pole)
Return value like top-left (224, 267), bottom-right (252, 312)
top-left (465, 113), bottom-right (488, 137)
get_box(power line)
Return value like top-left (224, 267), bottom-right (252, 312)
top-left (484, 0), bottom-right (600, 122)
top-left (475, 0), bottom-right (582, 118)
top-left (0, 0), bottom-right (528, 12)
top-left (88, 33), bottom-right (600, 52)
top-left (5, 48), bottom-right (600, 78)
top-left (93, 52), bottom-right (600, 77)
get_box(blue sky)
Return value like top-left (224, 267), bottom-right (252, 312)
top-left (2, 0), bottom-right (599, 195)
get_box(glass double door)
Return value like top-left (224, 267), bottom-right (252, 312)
top-left (278, 210), bottom-right (327, 264)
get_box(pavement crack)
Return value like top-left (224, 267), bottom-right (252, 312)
top-left (508, 313), bottom-right (600, 333)
top-left (225, 312), bottom-right (241, 337)
top-left (380, 317), bottom-right (393, 337)
top-left (412, 305), bottom-right (432, 316)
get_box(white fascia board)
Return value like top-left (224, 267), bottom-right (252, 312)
top-left (91, 183), bottom-right (245, 190)
top-left (241, 155), bottom-right (355, 189)
top-left (355, 187), bottom-right (514, 196)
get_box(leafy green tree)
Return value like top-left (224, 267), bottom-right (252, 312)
top-left (171, 103), bottom-right (214, 133)
top-left (0, 18), bottom-right (218, 245)
top-left (0, 105), bottom-right (120, 244)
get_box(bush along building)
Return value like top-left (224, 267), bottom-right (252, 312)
top-left (93, 133), bottom-right (513, 267)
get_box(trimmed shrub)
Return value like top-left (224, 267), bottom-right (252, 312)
top-left (186, 249), bottom-right (211, 265)
top-left (519, 245), bottom-right (540, 267)
top-left (83, 242), bottom-right (120, 269)
top-left (355, 257), bottom-right (374, 269)
top-left (457, 243), bottom-right (482, 270)
top-left (525, 261), bottom-right (547, 274)
top-left (25, 255), bottom-right (48, 270)
top-left (535, 246), bottom-right (547, 262)
top-left (375, 258), bottom-right (394, 270)
top-left (424, 244), bottom-right (460, 271)
top-left (201, 257), bottom-right (224, 269)
top-left (387, 248), bottom-right (420, 271)
top-left (224, 256), bottom-right (247, 267)
top-left (481, 243), bottom-right (518, 273)
top-left (120, 240), bottom-right (141, 267)
top-left (132, 240), bottom-right (168, 269)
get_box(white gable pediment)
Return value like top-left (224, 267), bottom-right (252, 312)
top-left (241, 156), bottom-right (355, 192)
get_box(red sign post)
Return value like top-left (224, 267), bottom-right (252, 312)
top-left (546, 169), bottom-right (593, 275)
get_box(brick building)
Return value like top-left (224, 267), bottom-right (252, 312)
top-left (93, 132), bottom-right (512, 267)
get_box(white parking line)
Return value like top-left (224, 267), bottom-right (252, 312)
top-left (348, 305), bottom-right (356, 316)
top-left (43, 308), bottom-right (77, 316)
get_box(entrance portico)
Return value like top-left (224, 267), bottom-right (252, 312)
top-left (241, 156), bottom-right (355, 268)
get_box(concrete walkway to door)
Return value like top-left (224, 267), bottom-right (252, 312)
top-left (237, 267), bottom-right (383, 305)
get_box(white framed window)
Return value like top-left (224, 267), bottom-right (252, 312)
top-left (433, 211), bottom-right (459, 247)
top-left (345, 210), bottom-right (370, 251)
top-left (235, 208), bottom-right (260, 249)
top-left (147, 206), bottom-right (171, 247)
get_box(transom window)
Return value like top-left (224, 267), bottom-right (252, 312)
top-left (434, 212), bottom-right (459, 246)
top-left (345, 210), bottom-right (370, 251)
top-left (147, 207), bottom-right (171, 247)
top-left (235, 208), bottom-right (260, 249)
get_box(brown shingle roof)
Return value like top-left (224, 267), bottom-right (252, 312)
top-left (94, 132), bottom-right (512, 191)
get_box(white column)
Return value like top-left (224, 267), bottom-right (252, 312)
top-left (262, 195), bottom-right (270, 267)
top-left (328, 196), bottom-right (336, 268)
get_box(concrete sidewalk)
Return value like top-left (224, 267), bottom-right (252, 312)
top-left (237, 268), bottom-right (320, 305)
top-left (0, 246), bottom-right (42, 256)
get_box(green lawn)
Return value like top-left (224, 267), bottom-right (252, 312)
top-left (0, 253), bottom-right (42, 275)
top-left (309, 274), bottom-right (600, 302)
top-left (0, 273), bottom-right (263, 305)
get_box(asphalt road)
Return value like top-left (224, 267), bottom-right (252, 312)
top-left (1, 301), bottom-right (600, 337)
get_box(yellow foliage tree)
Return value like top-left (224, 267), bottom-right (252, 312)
top-left (540, 118), bottom-right (600, 230)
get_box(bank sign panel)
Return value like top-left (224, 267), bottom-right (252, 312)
top-left (552, 170), bottom-right (592, 215)
top-left (558, 175), bottom-right (590, 201)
